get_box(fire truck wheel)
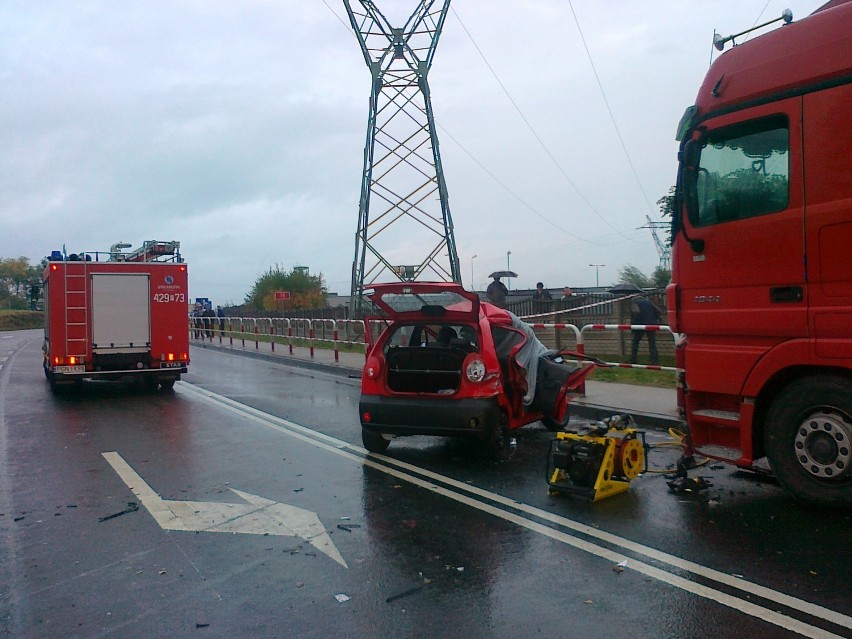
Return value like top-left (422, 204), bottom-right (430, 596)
top-left (362, 428), bottom-right (391, 453)
top-left (765, 376), bottom-right (852, 507)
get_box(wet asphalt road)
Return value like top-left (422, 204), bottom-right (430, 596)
top-left (1, 330), bottom-right (850, 639)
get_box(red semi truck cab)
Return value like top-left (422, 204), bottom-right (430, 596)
top-left (669, 1), bottom-right (852, 506)
top-left (42, 241), bottom-right (189, 391)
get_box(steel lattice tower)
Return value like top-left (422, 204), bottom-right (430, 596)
top-left (344, 0), bottom-right (461, 315)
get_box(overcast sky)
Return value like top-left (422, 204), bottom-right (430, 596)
top-left (1, 0), bottom-right (826, 304)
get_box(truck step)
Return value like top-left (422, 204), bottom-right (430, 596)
top-left (692, 409), bottom-right (740, 424)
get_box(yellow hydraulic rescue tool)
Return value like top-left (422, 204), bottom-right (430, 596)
top-left (546, 415), bottom-right (647, 502)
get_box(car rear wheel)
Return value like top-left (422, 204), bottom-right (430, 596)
top-left (362, 428), bottom-right (391, 453)
top-left (486, 412), bottom-right (512, 462)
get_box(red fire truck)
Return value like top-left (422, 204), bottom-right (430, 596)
top-left (42, 241), bottom-right (190, 391)
top-left (669, 1), bottom-right (852, 505)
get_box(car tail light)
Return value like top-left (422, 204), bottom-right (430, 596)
top-left (365, 356), bottom-right (382, 379)
top-left (465, 358), bottom-right (486, 383)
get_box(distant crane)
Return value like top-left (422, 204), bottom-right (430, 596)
top-left (343, 0), bottom-right (461, 316)
top-left (642, 215), bottom-right (671, 272)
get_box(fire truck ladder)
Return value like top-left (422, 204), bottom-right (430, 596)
top-left (64, 260), bottom-right (89, 359)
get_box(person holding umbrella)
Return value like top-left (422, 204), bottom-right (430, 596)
top-left (609, 283), bottom-right (662, 365)
top-left (486, 271), bottom-right (514, 307)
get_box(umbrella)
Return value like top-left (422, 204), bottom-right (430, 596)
top-left (488, 270), bottom-right (518, 279)
top-left (608, 282), bottom-right (642, 294)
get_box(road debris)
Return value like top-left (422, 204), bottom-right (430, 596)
top-left (386, 585), bottom-right (423, 603)
top-left (336, 524), bottom-right (361, 532)
top-left (334, 593), bottom-right (350, 603)
top-left (98, 502), bottom-right (139, 522)
top-left (613, 560), bottom-right (628, 574)
top-left (666, 476), bottom-right (711, 494)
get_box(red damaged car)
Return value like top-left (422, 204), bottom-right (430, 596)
top-left (359, 282), bottom-right (597, 459)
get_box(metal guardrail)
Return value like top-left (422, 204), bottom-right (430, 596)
top-left (191, 317), bottom-right (368, 362)
top-left (189, 316), bottom-right (682, 391)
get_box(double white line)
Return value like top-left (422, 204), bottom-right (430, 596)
top-left (176, 382), bottom-right (850, 639)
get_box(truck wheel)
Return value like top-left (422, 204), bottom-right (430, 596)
top-left (159, 379), bottom-right (175, 390)
top-left (362, 428), bottom-right (390, 453)
top-left (765, 376), bottom-right (852, 507)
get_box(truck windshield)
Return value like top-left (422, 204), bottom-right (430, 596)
top-left (690, 115), bottom-right (789, 227)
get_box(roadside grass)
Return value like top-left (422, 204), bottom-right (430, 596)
top-left (590, 365), bottom-right (676, 388)
top-left (0, 310), bottom-right (43, 331)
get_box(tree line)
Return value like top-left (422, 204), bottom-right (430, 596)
top-left (0, 257), bottom-right (42, 310)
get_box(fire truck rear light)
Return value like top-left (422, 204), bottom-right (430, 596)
top-left (68, 356), bottom-right (77, 365)
top-left (51, 264), bottom-right (58, 271)
top-left (362, 412), bottom-right (372, 423)
top-left (180, 353), bottom-right (188, 361)
top-left (167, 353), bottom-right (175, 362)
top-left (53, 356), bottom-right (62, 365)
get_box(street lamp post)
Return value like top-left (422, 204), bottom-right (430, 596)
top-left (506, 251), bottom-right (512, 291)
top-left (589, 263), bottom-right (605, 288)
top-left (470, 254), bottom-right (477, 291)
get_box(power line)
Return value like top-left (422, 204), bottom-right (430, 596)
top-left (450, 5), bottom-right (638, 243)
top-left (436, 123), bottom-right (596, 244)
top-left (565, 0), bottom-right (656, 218)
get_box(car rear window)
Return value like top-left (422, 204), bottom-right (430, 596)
top-left (378, 291), bottom-right (474, 316)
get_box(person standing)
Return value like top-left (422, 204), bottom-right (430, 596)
top-left (216, 305), bottom-right (225, 336)
top-left (202, 305), bottom-right (215, 339)
top-left (192, 304), bottom-right (203, 339)
top-left (486, 276), bottom-right (509, 308)
top-left (532, 282), bottom-right (552, 313)
top-left (630, 295), bottom-right (663, 365)
top-left (532, 282), bottom-right (552, 301)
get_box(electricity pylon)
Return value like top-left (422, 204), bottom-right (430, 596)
top-left (343, 0), bottom-right (461, 315)
top-left (642, 214), bottom-right (672, 272)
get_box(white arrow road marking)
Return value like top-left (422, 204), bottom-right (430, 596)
top-left (101, 451), bottom-right (347, 568)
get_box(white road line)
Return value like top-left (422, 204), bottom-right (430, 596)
top-left (176, 382), bottom-right (848, 639)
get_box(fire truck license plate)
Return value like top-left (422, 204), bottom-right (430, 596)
top-left (54, 365), bottom-right (84, 373)
top-left (160, 362), bottom-right (183, 369)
